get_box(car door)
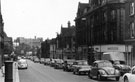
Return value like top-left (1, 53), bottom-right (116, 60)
top-left (129, 68), bottom-right (135, 82)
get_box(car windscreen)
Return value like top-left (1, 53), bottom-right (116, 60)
top-left (67, 61), bottom-right (74, 64)
top-left (98, 62), bottom-right (113, 67)
top-left (18, 61), bottom-right (27, 64)
top-left (77, 61), bottom-right (88, 65)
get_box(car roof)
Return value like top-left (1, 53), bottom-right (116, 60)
top-left (94, 60), bottom-right (111, 63)
top-left (64, 59), bottom-right (75, 61)
top-left (131, 66), bottom-right (135, 69)
top-left (18, 59), bottom-right (27, 62)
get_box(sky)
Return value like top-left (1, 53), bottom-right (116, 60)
top-left (1, 0), bottom-right (88, 40)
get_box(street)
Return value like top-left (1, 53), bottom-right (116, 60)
top-left (19, 60), bottom-right (123, 82)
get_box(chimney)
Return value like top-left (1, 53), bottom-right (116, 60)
top-left (68, 21), bottom-right (71, 28)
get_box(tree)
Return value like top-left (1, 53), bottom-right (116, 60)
top-left (14, 43), bottom-right (31, 56)
top-left (87, 48), bottom-right (95, 65)
top-left (4, 42), bottom-right (13, 54)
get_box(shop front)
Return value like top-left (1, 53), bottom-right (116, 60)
top-left (93, 44), bottom-right (133, 66)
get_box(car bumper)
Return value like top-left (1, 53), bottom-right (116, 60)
top-left (18, 66), bottom-right (27, 69)
top-left (101, 75), bottom-right (120, 78)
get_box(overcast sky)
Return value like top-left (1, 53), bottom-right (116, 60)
top-left (1, 0), bottom-right (88, 40)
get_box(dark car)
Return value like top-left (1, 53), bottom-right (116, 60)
top-left (112, 60), bottom-right (131, 75)
top-left (88, 60), bottom-right (120, 81)
top-left (63, 59), bottom-right (75, 71)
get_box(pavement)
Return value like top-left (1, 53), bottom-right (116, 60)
top-left (0, 61), bottom-right (20, 82)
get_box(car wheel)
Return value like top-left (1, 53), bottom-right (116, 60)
top-left (88, 71), bottom-right (92, 79)
top-left (116, 77), bottom-right (120, 81)
top-left (73, 70), bottom-right (75, 74)
top-left (63, 68), bottom-right (65, 71)
top-left (97, 74), bottom-right (102, 81)
top-left (124, 77), bottom-right (129, 82)
top-left (73, 70), bottom-right (78, 75)
top-left (78, 71), bottom-right (80, 75)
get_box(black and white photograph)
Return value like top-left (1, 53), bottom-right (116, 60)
top-left (0, 0), bottom-right (135, 82)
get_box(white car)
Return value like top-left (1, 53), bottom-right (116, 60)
top-left (122, 66), bottom-right (135, 82)
top-left (18, 59), bottom-right (28, 69)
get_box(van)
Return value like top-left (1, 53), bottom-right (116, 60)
top-left (102, 52), bottom-right (131, 75)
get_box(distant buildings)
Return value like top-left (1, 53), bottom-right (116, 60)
top-left (16, 37), bottom-right (43, 48)
top-left (41, 21), bottom-right (76, 59)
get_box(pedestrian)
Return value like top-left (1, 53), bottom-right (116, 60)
top-left (1, 64), bottom-right (5, 77)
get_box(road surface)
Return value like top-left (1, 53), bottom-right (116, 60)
top-left (19, 60), bottom-right (123, 82)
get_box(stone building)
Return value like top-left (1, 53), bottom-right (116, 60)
top-left (56, 21), bottom-right (76, 59)
top-left (75, 0), bottom-right (134, 66)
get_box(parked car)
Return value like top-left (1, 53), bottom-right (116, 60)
top-left (112, 60), bottom-right (131, 75)
top-left (54, 59), bottom-right (64, 69)
top-left (72, 60), bottom-right (91, 75)
top-left (88, 60), bottom-right (120, 81)
top-left (50, 59), bottom-right (56, 67)
top-left (63, 59), bottom-right (75, 71)
top-left (44, 58), bottom-right (51, 65)
top-left (122, 66), bottom-right (135, 82)
top-left (18, 59), bottom-right (28, 69)
top-left (33, 57), bottom-right (40, 63)
top-left (40, 58), bottom-right (45, 64)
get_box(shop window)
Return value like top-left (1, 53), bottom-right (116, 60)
top-left (102, 0), bottom-right (107, 5)
top-left (130, 22), bottom-right (135, 38)
top-left (130, 2), bottom-right (134, 16)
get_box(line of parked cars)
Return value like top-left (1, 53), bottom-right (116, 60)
top-left (27, 56), bottom-right (135, 82)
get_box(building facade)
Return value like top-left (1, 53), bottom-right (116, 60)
top-left (124, 0), bottom-right (135, 66)
top-left (56, 21), bottom-right (76, 60)
top-left (41, 39), bottom-right (50, 58)
top-left (49, 38), bottom-right (56, 58)
top-left (75, 0), bottom-right (133, 65)
top-left (0, 3), bottom-right (4, 67)
top-left (16, 37), bottom-right (43, 48)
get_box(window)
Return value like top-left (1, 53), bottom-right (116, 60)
top-left (130, 2), bottom-right (134, 16)
top-left (130, 22), bottom-right (135, 38)
top-left (111, 10), bottom-right (116, 20)
top-left (104, 12), bottom-right (107, 21)
top-left (102, 0), bottom-right (107, 5)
